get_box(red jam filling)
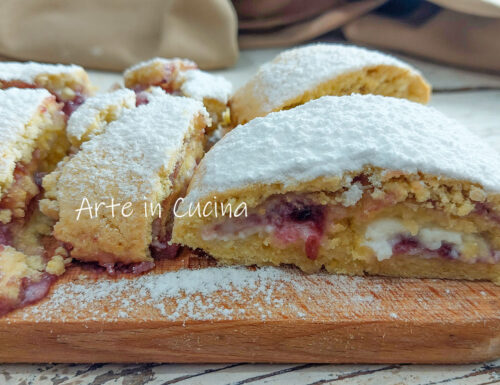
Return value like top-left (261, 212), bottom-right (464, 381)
top-left (135, 91), bottom-right (150, 106)
top-left (266, 199), bottom-right (326, 260)
top-left (0, 273), bottom-right (56, 317)
top-left (60, 93), bottom-right (85, 116)
top-left (392, 235), bottom-right (499, 263)
top-left (150, 218), bottom-right (181, 260)
top-left (208, 196), bottom-right (327, 260)
top-left (474, 203), bottom-right (500, 225)
top-left (393, 236), bottom-right (459, 260)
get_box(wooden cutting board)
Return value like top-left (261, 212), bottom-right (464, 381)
top-left (0, 250), bottom-right (499, 364)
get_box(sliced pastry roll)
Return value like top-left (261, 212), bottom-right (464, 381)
top-left (0, 61), bottom-right (95, 115)
top-left (172, 95), bottom-right (500, 284)
top-left (124, 58), bottom-right (232, 145)
top-left (230, 44), bottom-right (431, 125)
top-left (0, 88), bottom-right (69, 314)
top-left (41, 89), bottom-right (209, 272)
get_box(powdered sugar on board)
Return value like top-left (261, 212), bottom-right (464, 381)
top-left (180, 69), bottom-right (232, 104)
top-left (0, 88), bottom-right (53, 187)
top-left (67, 88), bottom-right (136, 143)
top-left (59, 89), bottom-right (209, 200)
top-left (240, 44), bottom-right (418, 112)
top-left (0, 61), bottom-right (84, 83)
top-left (13, 265), bottom-right (490, 323)
top-left (185, 94), bottom-right (500, 205)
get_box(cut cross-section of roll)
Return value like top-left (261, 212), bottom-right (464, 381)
top-left (0, 61), bottom-right (95, 116)
top-left (42, 89), bottom-right (209, 273)
top-left (230, 44), bottom-right (431, 125)
top-left (0, 88), bottom-right (70, 315)
top-left (124, 57), bottom-right (232, 146)
top-left (172, 95), bottom-right (500, 284)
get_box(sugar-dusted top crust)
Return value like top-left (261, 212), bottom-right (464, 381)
top-left (123, 57), bottom-right (197, 78)
top-left (0, 61), bottom-right (85, 83)
top-left (185, 94), bottom-right (500, 205)
top-left (0, 88), bottom-right (53, 193)
top-left (234, 44), bottom-right (418, 113)
top-left (58, 88), bottom-right (209, 202)
top-left (180, 69), bottom-right (232, 104)
top-left (67, 89), bottom-right (136, 145)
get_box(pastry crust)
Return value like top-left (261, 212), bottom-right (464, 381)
top-left (42, 89), bottom-right (209, 266)
top-left (124, 58), bottom-right (232, 145)
top-left (0, 61), bottom-right (95, 115)
top-left (172, 95), bottom-right (500, 284)
top-left (230, 44), bottom-right (431, 125)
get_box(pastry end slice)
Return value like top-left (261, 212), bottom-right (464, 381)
top-left (230, 44), bottom-right (431, 125)
top-left (173, 95), bottom-right (499, 284)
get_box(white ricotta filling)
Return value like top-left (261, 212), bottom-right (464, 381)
top-left (363, 218), bottom-right (465, 261)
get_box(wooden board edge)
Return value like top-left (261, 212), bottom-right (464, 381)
top-left (1, 318), bottom-right (499, 364)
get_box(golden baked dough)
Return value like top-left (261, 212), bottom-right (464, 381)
top-left (230, 44), bottom-right (431, 125)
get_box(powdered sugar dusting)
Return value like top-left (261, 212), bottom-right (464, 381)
top-left (0, 88), bottom-right (53, 188)
top-left (180, 69), bottom-right (232, 103)
top-left (243, 44), bottom-right (418, 112)
top-left (0, 61), bottom-right (84, 83)
top-left (17, 265), bottom-right (485, 323)
top-left (59, 89), bottom-right (209, 200)
top-left (67, 89), bottom-right (136, 143)
top-left (185, 94), bottom-right (500, 205)
top-left (22, 266), bottom-right (384, 322)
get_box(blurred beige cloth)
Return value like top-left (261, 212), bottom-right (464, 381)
top-left (0, 0), bottom-right (238, 71)
top-left (237, 0), bottom-right (500, 73)
top-left (344, 7), bottom-right (500, 73)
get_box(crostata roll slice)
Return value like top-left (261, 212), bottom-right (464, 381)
top-left (124, 57), bottom-right (232, 145)
top-left (40, 89), bottom-right (137, 218)
top-left (172, 95), bottom-right (500, 284)
top-left (42, 89), bottom-right (209, 272)
top-left (0, 88), bottom-right (69, 314)
top-left (230, 44), bottom-right (431, 125)
top-left (0, 61), bottom-right (95, 116)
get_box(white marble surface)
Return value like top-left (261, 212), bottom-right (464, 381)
top-left (3, 45), bottom-right (500, 384)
